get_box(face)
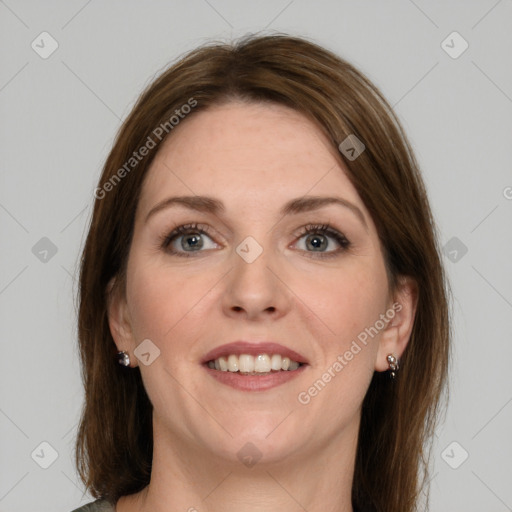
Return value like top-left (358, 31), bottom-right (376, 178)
top-left (109, 101), bottom-right (413, 465)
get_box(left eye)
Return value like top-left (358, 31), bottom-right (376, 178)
top-left (294, 224), bottom-right (351, 256)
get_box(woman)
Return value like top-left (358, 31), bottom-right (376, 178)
top-left (72, 34), bottom-right (450, 512)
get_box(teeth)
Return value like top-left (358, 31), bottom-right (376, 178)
top-left (207, 353), bottom-right (302, 373)
top-left (239, 354), bottom-right (255, 373)
top-left (218, 356), bottom-right (228, 371)
top-left (270, 354), bottom-right (282, 370)
top-left (288, 360), bottom-right (300, 370)
top-left (227, 354), bottom-right (239, 372)
top-left (254, 354), bottom-right (270, 372)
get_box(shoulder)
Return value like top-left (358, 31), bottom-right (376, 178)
top-left (70, 498), bottom-right (115, 512)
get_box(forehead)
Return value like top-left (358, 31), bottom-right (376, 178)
top-left (137, 101), bottom-right (365, 218)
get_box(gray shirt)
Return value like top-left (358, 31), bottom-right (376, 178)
top-left (70, 497), bottom-right (377, 511)
top-left (70, 498), bottom-right (115, 511)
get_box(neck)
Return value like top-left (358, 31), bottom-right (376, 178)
top-left (119, 413), bottom-right (360, 512)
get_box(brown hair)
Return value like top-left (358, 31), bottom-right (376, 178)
top-left (75, 33), bottom-right (451, 512)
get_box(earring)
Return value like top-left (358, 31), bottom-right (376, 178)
top-left (387, 354), bottom-right (399, 379)
top-left (117, 350), bottom-right (131, 367)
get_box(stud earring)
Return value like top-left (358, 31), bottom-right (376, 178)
top-left (387, 353), bottom-right (399, 379)
top-left (117, 350), bottom-right (131, 367)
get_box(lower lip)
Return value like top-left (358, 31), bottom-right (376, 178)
top-left (203, 364), bottom-right (307, 391)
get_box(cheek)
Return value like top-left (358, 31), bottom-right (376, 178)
top-left (125, 254), bottom-right (212, 344)
top-left (294, 261), bottom-right (388, 337)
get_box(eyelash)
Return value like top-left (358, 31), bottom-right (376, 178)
top-left (158, 222), bottom-right (351, 259)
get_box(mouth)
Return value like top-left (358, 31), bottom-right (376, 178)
top-left (201, 341), bottom-right (309, 391)
top-left (206, 353), bottom-right (304, 374)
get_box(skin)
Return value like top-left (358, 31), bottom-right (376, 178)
top-left (108, 101), bottom-right (418, 512)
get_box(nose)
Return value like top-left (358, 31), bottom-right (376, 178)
top-left (221, 241), bottom-right (291, 322)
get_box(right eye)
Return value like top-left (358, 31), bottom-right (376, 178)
top-left (160, 223), bottom-right (220, 257)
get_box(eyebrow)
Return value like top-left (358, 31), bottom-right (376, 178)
top-left (145, 195), bottom-right (368, 228)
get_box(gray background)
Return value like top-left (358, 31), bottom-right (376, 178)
top-left (1, 1), bottom-right (511, 511)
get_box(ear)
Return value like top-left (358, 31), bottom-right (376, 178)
top-left (375, 276), bottom-right (418, 372)
top-left (106, 276), bottom-right (138, 367)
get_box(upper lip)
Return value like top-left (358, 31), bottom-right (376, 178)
top-left (201, 341), bottom-right (309, 364)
